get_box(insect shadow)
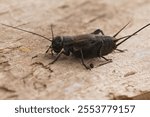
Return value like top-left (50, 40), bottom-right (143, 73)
top-left (1, 22), bottom-right (150, 69)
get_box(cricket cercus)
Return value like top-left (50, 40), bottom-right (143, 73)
top-left (1, 23), bottom-right (150, 69)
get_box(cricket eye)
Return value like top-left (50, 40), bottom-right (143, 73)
top-left (55, 36), bottom-right (62, 44)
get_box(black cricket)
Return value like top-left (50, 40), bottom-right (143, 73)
top-left (2, 23), bottom-right (150, 69)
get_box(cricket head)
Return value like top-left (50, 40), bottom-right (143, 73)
top-left (51, 36), bottom-right (63, 53)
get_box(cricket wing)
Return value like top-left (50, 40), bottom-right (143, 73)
top-left (71, 34), bottom-right (99, 51)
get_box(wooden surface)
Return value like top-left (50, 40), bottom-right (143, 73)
top-left (0, 0), bottom-right (150, 99)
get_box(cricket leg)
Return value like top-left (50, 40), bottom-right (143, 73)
top-left (96, 42), bottom-right (112, 67)
top-left (115, 48), bottom-right (127, 53)
top-left (96, 56), bottom-right (112, 67)
top-left (91, 29), bottom-right (104, 35)
top-left (45, 46), bottom-right (51, 53)
top-left (45, 45), bottom-right (54, 56)
top-left (49, 50), bottom-right (64, 64)
top-left (80, 49), bottom-right (91, 70)
top-left (102, 56), bottom-right (112, 61)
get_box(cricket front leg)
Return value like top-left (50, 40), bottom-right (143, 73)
top-left (45, 45), bottom-right (54, 56)
top-left (49, 49), bottom-right (70, 65)
top-left (45, 45), bottom-right (51, 53)
top-left (49, 50), bottom-right (64, 64)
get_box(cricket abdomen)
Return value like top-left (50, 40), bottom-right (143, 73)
top-left (73, 44), bottom-right (101, 58)
top-left (100, 36), bottom-right (116, 56)
top-left (72, 36), bottom-right (116, 59)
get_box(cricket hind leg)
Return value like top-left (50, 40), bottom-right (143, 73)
top-left (80, 49), bottom-right (91, 70)
top-left (96, 41), bottom-right (112, 68)
top-left (89, 39), bottom-right (115, 68)
top-left (102, 56), bottom-right (112, 61)
top-left (115, 48), bottom-right (127, 53)
top-left (96, 56), bottom-right (112, 67)
top-left (91, 29), bottom-right (104, 35)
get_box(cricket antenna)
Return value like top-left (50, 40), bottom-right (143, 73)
top-left (113, 22), bottom-right (130, 38)
top-left (114, 34), bottom-right (137, 43)
top-left (116, 23), bottom-right (150, 47)
top-left (1, 23), bottom-right (52, 42)
top-left (51, 24), bottom-right (54, 40)
top-left (45, 24), bottom-right (55, 53)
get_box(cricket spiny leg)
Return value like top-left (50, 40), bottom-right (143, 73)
top-left (92, 29), bottom-right (104, 35)
top-left (95, 40), bottom-right (112, 67)
top-left (115, 49), bottom-right (127, 53)
top-left (96, 56), bottom-right (112, 67)
top-left (80, 49), bottom-right (91, 70)
top-left (102, 56), bottom-right (112, 61)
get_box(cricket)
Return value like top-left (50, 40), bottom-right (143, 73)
top-left (1, 23), bottom-right (150, 69)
